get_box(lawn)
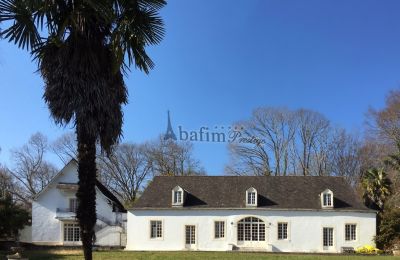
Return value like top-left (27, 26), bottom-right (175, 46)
top-left (1, 250), bottom-right (400, 260)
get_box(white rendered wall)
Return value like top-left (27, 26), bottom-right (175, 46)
top-left (32, 161), bottom-right (125, 246)
top-left (126, 209), bottom-right (376, 253)
top-left (96, 226), bottom-right (125, 246)
top-left (19, 225), bottom-right (32, 243)
top-left (32, 190), bottom-right (64, 245)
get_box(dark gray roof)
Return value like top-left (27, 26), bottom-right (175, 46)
top-left (132, 176), bottom-right (372, 212)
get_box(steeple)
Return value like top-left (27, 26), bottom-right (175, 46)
top-left (164, 110), bottom-right (177, 140)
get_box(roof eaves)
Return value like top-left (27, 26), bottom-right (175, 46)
top-left (128, 207), bottom-right (376, 213)
top-left (33, 159), bottom-right (77, 201)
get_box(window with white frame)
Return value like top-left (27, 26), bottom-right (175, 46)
top-left (237, 217), bottom-right (265, 241)
top-left (246, 187), bottom-right (257, 206)
top-left (64, 223), bottom-right (80, 242)
top-left (321, 189), bottom-right (333, 208)
top-left (69, 198), bottom-right (78, 213)
top-left (150, 220), bottom-right (162, 239)
top-left (185, 225), bottom-right (196, 245)
top-left (172, 186), bottom-right (184, 206)
top-left (323, 227), bottom-right (334, 247)
top-left (174, 190), bottom-right (182, 204)
top-left (278, 222), bottom-right (288, 240)
top-left (345, 224), bottom-right (356, 241)
top-left (214, 221), bottom-right (225, 239)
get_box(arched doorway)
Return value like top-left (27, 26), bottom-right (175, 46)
top-left (237, 217), bottom-right (266, 247)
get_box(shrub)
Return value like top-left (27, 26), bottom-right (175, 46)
top-left (375, 208), bottom-right (400, 250)
top-left (355, 245), bottom-right (382, 254)
top-left (0, 194), bottom-right (30, 240)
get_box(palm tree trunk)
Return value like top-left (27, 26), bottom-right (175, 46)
top-left (76, 125), bottom-right (97, 260)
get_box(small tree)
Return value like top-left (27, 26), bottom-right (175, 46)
top-left (0, 194), bottom-right (30, 241)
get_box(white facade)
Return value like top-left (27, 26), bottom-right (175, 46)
top-left (126, 209), bottom-right (376, 253)
top-left (31, 160), bottom-right (126, 246)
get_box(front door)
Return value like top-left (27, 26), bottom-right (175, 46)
top-left (185, 225), bottom-right (196, 249)
top-left (237, 217), bottom-right (266, 247)
top-left (323, 227), bottom-right (334, 251)
top-left (63, 222), bottom-right (81, 246)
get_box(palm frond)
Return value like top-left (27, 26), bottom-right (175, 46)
top-left (111, 0), bottom-right (165, 72)
top-left (137, 0), bottom-right (166, 11)
top-left (0, 0), bottom-right (41, 49)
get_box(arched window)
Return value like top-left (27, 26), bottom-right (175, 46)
top-left (237, 217), bottom-right (265, 241)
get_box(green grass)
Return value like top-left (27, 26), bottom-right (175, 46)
top-left (1, 250), bottom-right (400, 260)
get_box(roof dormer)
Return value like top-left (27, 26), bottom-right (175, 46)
top-left (321, 189), bottom-right (334, 208)
top-left (246, 187), bottom-right (258, 207)
top-left (172, 186), bottom-right (184, 207)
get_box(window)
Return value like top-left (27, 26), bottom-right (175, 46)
top-left (323, 194), bottom-right (332, 207)
top-left (174, 191), bottom-right (182, 204)
top-left (185, 225), bottom-right (196, 244)
top-left (214, 221), bottom-right (225, 239)
top-left (150, 220), bottom-right (162, 239)
top-left (323, 227), bottom-right (334, 247)
top-left (246, 187), bottom-right (257, 206)
top-left (278, 222), bottom-right (288, 240)
top-left (321, 189), bottom-right (334, 208)
top-left (345, 224), bottom-right (357, 241)
top-left (248, 192), bottom-right (256, 205)
top-left (172, 186), bottom-right (184, 206)
top-left (238, 217), bottom-right (265, 241)
top-left (64, 223), bottom-right (80, 242)
top-left (69, 198), bottom-right (78, 213)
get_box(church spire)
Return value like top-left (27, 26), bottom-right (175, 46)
top-left (164, 110), bottom-right (177, 140)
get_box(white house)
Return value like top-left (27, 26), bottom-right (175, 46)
top-left (31, 159), bottom-right (127, 247)
top-left (126, 176), bottom-right (376, 253)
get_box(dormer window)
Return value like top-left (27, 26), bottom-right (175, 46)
top-left (172, 186), bottom-right (184, 206)
top-left (321, 189), bottom-right (334, 208)
top-left (246, 187), bottom-right (258, 207)
top-left (174, 190), bottom-right (182, 204)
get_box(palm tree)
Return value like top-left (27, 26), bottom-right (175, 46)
top-left (0, 1), bottom-right (165, 259)
top-left (362, 168), bottom-right (392, 211)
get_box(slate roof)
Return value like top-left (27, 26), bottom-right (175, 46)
top-left (132, 176), bottom-right (372, 212)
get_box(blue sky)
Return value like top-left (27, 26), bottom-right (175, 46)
top-left (0, 0), bottom-right (399, 174)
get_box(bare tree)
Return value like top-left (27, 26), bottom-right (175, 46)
top-left (146, 137), bottom-right (205, 176)
top-left (367, 90), bottom-right (400, 146)
top-left (51, 132), bottom-right (78, 164)
top-left (226, 107), bottom-right (364, 180)
top-left (8, 133), bottom-right (58, 205)
top-left (98, 143), bottom-right (151, 207)
top-left (227, 107), bottom-right (333, 176)
top-left (327, 129), bottom-right (362, 185)
top-left (359, 140), bottom-right (393, 174)
top-left (227, 107), bottom-right (296, 176)
top-left (293, 109), bottom-right (330, 176)
top-left (308, 128), bottom-right (331, 176)
top-left (364, 90), bottom-right (400, 197)
top-left (226, 141), bottom-right (272, 176)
